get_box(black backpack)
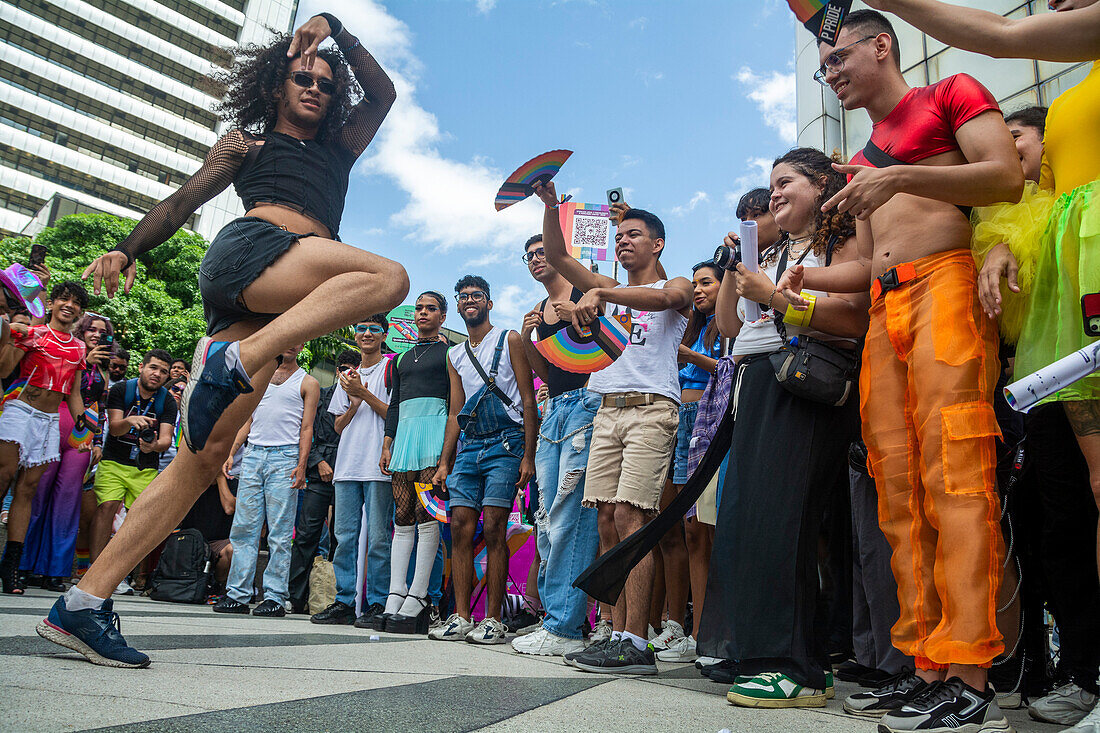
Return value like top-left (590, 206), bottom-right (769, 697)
top-left (150, 528), bottom-right (210, 604)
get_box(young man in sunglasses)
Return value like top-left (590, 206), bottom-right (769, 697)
top-left (326, 315), bottom-right (394, 624)
top-left (213, 344), bottom-right (319, 617)
top-left (430, 276), bottom-right (537, 644)
top-left (775, 10), bottom-right (1023, 732)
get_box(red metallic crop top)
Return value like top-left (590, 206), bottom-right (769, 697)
top-left (13, 326), bottom-right (87, 395)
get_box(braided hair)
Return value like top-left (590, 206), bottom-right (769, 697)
top-left (771, 147), bottom-right (856, 259)
top-left (211, 34), bottom-right (359, 142)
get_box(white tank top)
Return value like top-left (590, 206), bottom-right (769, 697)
top-left (587, 281), bottom-right (689, 404)
top-left (448, 326), bottom-right (523, 424)
top-left (248, 367), bottom-right (307, 447)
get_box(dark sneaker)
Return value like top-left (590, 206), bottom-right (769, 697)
top-left (311, 601), bottom-right (355, 625)
top-left (572, 638), bottom-right (658, 676)
top-left (212, 596), bottom-right (250, 614)
top-left (36, 596), bottom-right (150, 668)
top-left (845, 669), bottom-right (929, 718)
top-left (565, 636), bottom-right (609, 668)
top-left (354, 602), bottom-right (386, 629)
top-left (703, 659), bottom-right (742, 684)
top-left (252, 599), bottom-right (286, 617)
top-left (181, 339), bottom-right (253, 452)
top-left (503, 608), bottom-right (541, 634)
top-left (879, 677), bottom-right (1011, 732)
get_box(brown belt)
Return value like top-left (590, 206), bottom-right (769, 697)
top-left (600, 392), bottom-right (676, 408)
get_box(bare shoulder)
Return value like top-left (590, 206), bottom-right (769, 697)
top-left (302, 374), bottom-right (321, 394)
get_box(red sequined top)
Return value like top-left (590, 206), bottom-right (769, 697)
top-left (13, 326), bottom-right (87, 395)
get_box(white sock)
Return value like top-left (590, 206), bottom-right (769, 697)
top-left (221, 341), bottom-right (241, 371)
top-left (622, 631), bottom-right (649, 651)
top-left (64, 586), bottom-right (106, 612)
top-left (397, 521), bottom-right (439, 617)
top-left (611, 631), bottom-right (622, 642)
top-left (386, 524), bottom-right (415, 615)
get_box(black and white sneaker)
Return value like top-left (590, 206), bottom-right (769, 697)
top-left (879, 677), bottom-right (1012, 732)
top-left (564, 637), bottom-right (608, 668)
top-left (571, 638), bottom-right (658, 676)
top-left (845, 669), bottom-right (930, 718)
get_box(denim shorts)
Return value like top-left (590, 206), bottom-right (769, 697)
top-left (672, 400), bottom-right (700, 484)
top-left (449, 428), bottom-right (524, 511)
top-left (198, 217), bottom-right (316, 336)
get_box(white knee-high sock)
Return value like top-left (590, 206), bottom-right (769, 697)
top-left (397, 521), bottom-right (440, 617)
top-left (386, 524), bottom-right (415, 615)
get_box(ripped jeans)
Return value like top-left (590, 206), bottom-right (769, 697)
top-left (534, 388), bottom-right (601, 639)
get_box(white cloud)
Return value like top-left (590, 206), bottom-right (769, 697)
top-left (628, 16), bottom-right (648, 30)
top-left (475, 0), bottom-right (496, 13)
top-left (489, 284), bottom-right (530, 326)
top-left (736, 66), bottom-right (796, 144)
top-left (726, 157), bottom-right (774, 201)
top-left (298, 0), bottom-right (542, 266)
top-left (638, 70), bottom-right (664, 86)
top-left (669, 191), bottom-right (709, 217)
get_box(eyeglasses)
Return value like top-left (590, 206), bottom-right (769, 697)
top-left (354, 324), bottom-right (386, 335)
top-left (521, 248), bottom-right (546, 265)
top-left (813, 36), bottom-right (876, 86)
top-left (290, 71), bottom-right (336, 96)
top-left (455, 291), bottom-right (488, 304)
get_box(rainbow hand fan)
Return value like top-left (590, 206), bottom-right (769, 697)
top-left (534, 314), bottom-right (631, 374)
top-left (415, 481), bottom-right (449, 523)
top-left (494, 149), bottom-right (573, 211)
top-left (68, 407), bottom-right (99, 450)
top-left (788, 0), bottom-right (851, 44)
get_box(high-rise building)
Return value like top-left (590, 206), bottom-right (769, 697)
top-left (0, 0), bottom-right (298, 238)
top-left (795, 1), bottom-right (1089, 157)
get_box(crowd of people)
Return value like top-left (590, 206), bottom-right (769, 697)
top-left (1, 2), bottom-right (1097, 732)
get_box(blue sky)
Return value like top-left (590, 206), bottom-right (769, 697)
top-left (296, 0), bottom-right (799, 332)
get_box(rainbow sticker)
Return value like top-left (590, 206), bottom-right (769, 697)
top-left (534, 314), bottom-right (631, 374)
top-left (787, 0), bottom-right (851, 44)
top-left (494, 149), bottom-right (573, 211)
top-left (415, 482), bottom-right (449, 523)
top-left (68, 407), bottom-right (99, 450)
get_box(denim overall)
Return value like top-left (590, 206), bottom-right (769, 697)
top-left (449, 331), bottom-right (525, 511)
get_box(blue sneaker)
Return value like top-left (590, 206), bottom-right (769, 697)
top-left (36, 596), bottom-right (150, 668)
top-left (181, 338), bottom-right (253, 452)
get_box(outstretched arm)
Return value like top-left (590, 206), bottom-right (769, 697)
top-left (290, 14), bottom-right (397, 158)
top-left (866, 0), bottom-right (1100, 62)
top-left (85, 131), bottom-right (247, 298)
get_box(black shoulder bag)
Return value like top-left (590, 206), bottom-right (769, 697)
top-left (767, 236), bottom-right (860, 407)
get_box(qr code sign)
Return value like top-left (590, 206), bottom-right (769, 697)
top-left (572, 213), bottom-right (611, 258)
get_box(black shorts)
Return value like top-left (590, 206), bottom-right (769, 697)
top-left (198, 217), bottom-right (316, 336)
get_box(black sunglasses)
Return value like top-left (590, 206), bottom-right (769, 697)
top-left (290, 71), bottom-right (336, 96)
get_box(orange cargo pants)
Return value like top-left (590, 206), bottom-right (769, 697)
top-left (860, 249), bottom-right (1006, 670)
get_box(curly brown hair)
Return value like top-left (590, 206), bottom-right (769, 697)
top-left (767, 147), bottom-right (856, 263)
top-left (210, 34), bottom-right (360, 142)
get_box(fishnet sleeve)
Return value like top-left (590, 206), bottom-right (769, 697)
top-left (111, 131), bottom-right (248, 263)
top-left (333, 29), bottom-right (397, 158)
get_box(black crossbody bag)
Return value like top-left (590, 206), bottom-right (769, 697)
top-left (767, 236), bottom-right (860, 407)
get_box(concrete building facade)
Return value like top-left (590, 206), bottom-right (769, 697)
top-left (0, 0), bottom-right (297, 238)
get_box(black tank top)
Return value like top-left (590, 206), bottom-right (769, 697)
top-left (233, 132), bottom-right (357, 240)
top-left (536, 288), bottom-right (590, 399)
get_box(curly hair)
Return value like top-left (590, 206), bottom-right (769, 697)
top-left (210, 34), bottom-right (360, 142)
top-left (771, 147), bottom-right (856, 259)
top-left (75, 312), bottom-right (114, 351)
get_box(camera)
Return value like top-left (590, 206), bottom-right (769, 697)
top-left (606, 188), bottom-right (624, 206)
top-left (713, 243), bottom-right (741, 272)
top-left (138, 427), bottom-right (157, 443)
top-left (1083, 293), bottom-right (1100, 337)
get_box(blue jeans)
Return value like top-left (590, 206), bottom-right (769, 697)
top-left (449, 428), bottom-right (524, 511)
top-left (534, 388), bottom-right (601, 640)
top-left (226, 444), bottom-right (299, 605)
top-left (333, 480), bottom-right (394, 607)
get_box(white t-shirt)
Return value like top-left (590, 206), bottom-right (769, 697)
top-left (328, 358), bottom-right (391, 483)
top-left (587, 281), bottom-right (689, 403)
top-left (448, 326), bottom-right (523, 426)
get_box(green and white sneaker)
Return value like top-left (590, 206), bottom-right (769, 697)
top-left (825, 670), bottom-right (834, 700)
top-left (727, 671), bottom-right (827, 708)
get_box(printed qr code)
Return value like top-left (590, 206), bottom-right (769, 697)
top-left (573, 216), bottom-right (609, 252)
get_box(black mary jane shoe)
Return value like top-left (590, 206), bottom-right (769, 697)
top-left (373, 592), bottom-right (406, 631)
top-left (385, 596), bottom-right (431, 635)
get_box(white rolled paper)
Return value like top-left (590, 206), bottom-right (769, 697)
top-left (1004, 341), bottom-right (1100, 412)
top-left (739, 219), bottom-right (761, 322)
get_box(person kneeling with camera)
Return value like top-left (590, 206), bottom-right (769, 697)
top-left (90, 349), bottom-right (176, 591)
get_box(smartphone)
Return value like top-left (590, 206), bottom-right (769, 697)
top-left (28, 244), bottom-right (47, 269)
top-left (101, 333), bottom-right (114, 347)
top-left (606, 188), bottom-right (624, 206)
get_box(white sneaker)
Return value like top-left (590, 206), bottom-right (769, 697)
top-left (113, 579), bottom-right (134, 596)
top-left (512, 627), bottom-right (586, 656)
top-left (1067, 699), bottom-right (1100, 732)
top-left (647, 623), bottom-right (659, 641)
top-left (589, 618), bottom-right (612, 644)
top-left (656, 634), bottom-right (697, 662)
top-left (696, 655), bottom-right (723, 669)
top-left (1030, 683), bottom-right (1099, 725)
top-left (466, 617), bottom-right (507, 645)
top-left (428, 613), bottom-right (475, 641)
top-left (650, 619), bottom-right (685, 651)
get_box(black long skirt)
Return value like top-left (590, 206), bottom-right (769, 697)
top-left (696, 354), bottom-right (859, 689)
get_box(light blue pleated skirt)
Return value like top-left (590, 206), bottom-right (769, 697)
top-left (390, 396), bottom-right (447, 472)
